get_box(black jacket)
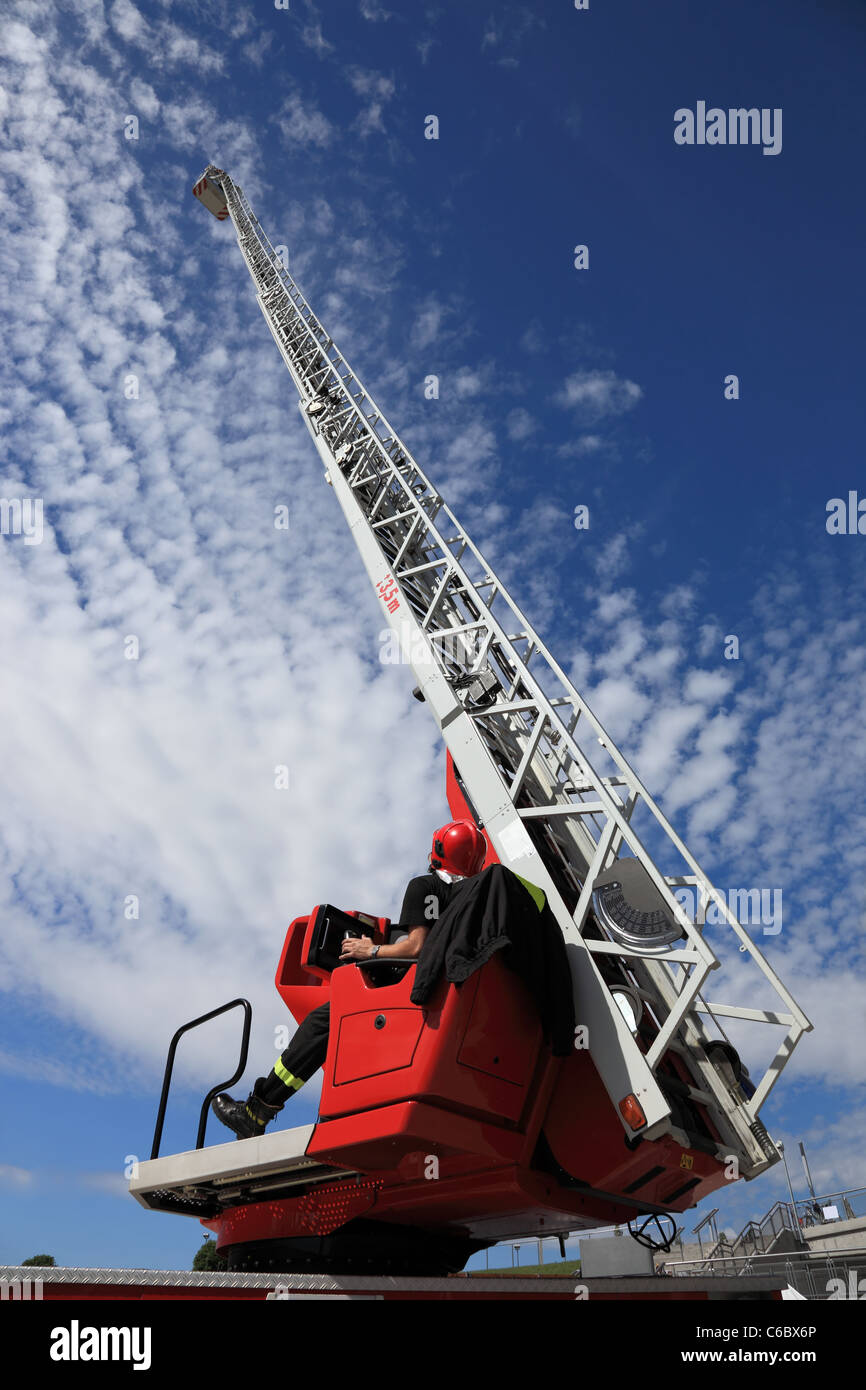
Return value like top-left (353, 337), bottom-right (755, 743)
top-left (409, 864), bottom-right (576, 1056)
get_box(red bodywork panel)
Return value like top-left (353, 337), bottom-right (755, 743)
top-left (207, 753), bottom-right (733, 1251)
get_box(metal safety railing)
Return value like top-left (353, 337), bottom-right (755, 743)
top-left (703, 1199), bottom-right (802, 1264)
top-left (694, 1186), bottom-right (866, 1270)
top-left (659, 1245), bottom-right (866, 1300)
top-left (795, 1186), bottom-right (866, 1228)
top-left (150, 998), bottom-right (252, 1159)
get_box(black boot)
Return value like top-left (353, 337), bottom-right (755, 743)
top-left (212, 1077), bottom-right (283, 1140)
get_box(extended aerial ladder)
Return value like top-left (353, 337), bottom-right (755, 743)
top-left (129, 166), bottom-right (812, 1274)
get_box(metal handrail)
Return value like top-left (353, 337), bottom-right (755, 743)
top-left (150, 998), bottom-right (252, 1159)
top-left (662, 1244), bottom-right (866, 1274)
top-left (795, 1186), bottom-right (866, 1225)
top-left (700, 1198), bottom-right (800, 1268)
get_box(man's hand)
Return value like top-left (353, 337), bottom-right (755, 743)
top-left (339, 934), bottom-right (376, 961)
top-left (339, 926), bottom-right (430, 963)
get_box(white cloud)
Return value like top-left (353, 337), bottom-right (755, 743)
top-left (129, 76), bottom-right (159, 119)
top-left (310, 197), bottom-right (335, 235)
top-left (555, 369), bottom-right (643, 419)
top-left (590, 532), bottom-right (631, 582)
top-left (109, 0), bottom-right (146, 44)
top-left (108, 0), bottom-right (224, 73)
top-left (589, 677), bottom-right (650, 743)
top-left (0, 20), bottom-right (47, 64)
top-left (664, 747), bottom-right (738, 815)
top-left (595, 616), bottom-right (646, 677)
top-left (78, 1171), bottom-right (130, 1197)
top-left (348, 67), bottom-right (395, 137)
top-left (445, 418), bottom-right (497, 481)
top-left (299, 4), bottom-right (333, 58)
top-left (275, 91), bottom-right (333, 148)
top-left (0, 1164), bottom-right (34, 1188)
top-left (159, 21), bottom-right (223, 74)
top-left (506, 407), bottom-right (536, 440)
top-left (661, 584), bottom-right (697, 619)
top-left (520, 319), bottom-right (545, 354)
top-left (242, 30), bottom-right (275, 67)
top-left (360, 0), bottom-right (393, 19)
top-left (596, 590), bottom-right (634, 625)
top-left (684, 669), bottom-right (732, 704)
top-left (454, 367), bottom-right (484, 398)
top-left (558, 434), bottom-right (605, 457)
top-left (410, 297), bottom-right (445, 349)
top-left (0, 4), bottom-right (452, 1092)
top-left (634, 704), bottom-right (705, 786)
top-left (480, 6), bottom-right (543, 66)
top-left (686, 781), bottom-right (737, 836)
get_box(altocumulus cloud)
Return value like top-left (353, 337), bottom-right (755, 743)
top-left (0, 1), bottom-right (451, 1090)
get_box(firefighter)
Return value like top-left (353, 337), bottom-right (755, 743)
top-left (212, 820), bottom-right (488, 1139)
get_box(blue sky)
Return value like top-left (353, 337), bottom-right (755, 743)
top-left (0, 0), bottom-right (864, 1274)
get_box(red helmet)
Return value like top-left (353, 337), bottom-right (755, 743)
top-left (429, 820), bottom-right (487, 877)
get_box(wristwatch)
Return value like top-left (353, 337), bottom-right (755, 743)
top-left (370, 945), bottom-right (380, 959)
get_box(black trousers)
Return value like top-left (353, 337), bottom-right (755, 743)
top-left (259, 1002), bottom-right (330, 1105)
